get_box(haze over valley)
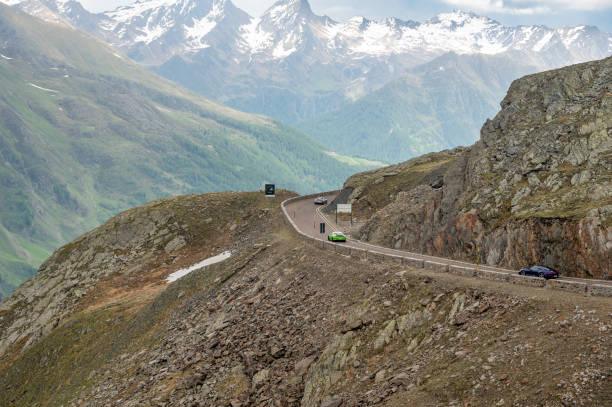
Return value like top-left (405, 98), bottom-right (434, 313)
top-left (4, 0), bottom-right (611, 163)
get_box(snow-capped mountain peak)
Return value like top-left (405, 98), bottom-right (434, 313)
top-left (232, 0), bottom-right (612, 63)
top-left (104, 0), bottom-right (194, 24)
top-left (266, 0), bottom-right (313, 17)
top-left (5, 0), bottom-right (608, 65)
top-left (97, 0), bottom-right (250, 61)
top-left (258, 0), bottom-right (321, 32)
top-left (2, 0), bottom-right (611, 161)
top-left (238, 0), bottom-right (328, 59)
top-left (428, 10), bottom-right (493, 26)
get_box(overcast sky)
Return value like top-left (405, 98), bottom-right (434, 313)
top-left (80, 0), bottom-right (612, 32)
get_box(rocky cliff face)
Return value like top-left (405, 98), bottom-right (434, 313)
top-left (353, 56), bottom-right (612, 279)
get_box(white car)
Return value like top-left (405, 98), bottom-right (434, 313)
top-left (314, 196), bottom-right (328, 205)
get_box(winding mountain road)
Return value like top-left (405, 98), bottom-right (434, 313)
top-left (283, 192), bottom-right (612, 293)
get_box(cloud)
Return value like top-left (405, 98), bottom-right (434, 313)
top-left (527, 0), bottom-right (612, 10)
top-left (232, 0), bottom-right (275, 16)
top-left (440, 0), bottom-right (612, 14)
top-left (317, 5), bottom-right (361, 17)
top-left (79, 0), bottom-right (132, 12)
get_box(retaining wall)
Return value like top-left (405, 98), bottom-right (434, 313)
top-left (350, 248), bottom-right (368, 262)
top-left (509, 274), bottom-right (547, 288)
top-left (424, 261), bottom-right (450, 273)
top-left (480, 270), bottom-right (509, 282)
top-left (547, 279), bottom-right (588, 294)
top-left (403, 258), bottom-right (425, 269)
top-left (451, 265), bottom-right (478, 278)
top-left (587, 284), bottom-right (612, 297)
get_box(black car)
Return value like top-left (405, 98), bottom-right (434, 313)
top-left (314, 196), bottom-right (328, 205)
top-left (518, 265), bottom-right (559, 279)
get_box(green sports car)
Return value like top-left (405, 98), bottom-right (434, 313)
top-left (328, 231), bottom-right (347, 242)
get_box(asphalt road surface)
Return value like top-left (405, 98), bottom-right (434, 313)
top-left (284, 192), bottom-right (612, 287)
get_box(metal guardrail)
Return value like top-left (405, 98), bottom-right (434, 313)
top-left (281, 194), bottom-right (612, 298)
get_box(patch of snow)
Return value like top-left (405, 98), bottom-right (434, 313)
top-left (104, 0), bottom-right (189, 44)
top-left (0, 54), bottom-right (13, 60)
top-left (271, 30), bottom-right (299, 58)
top-left (134, 21), bottom-right (170, 44)
top-left (166, 251), bottom-right (231, 283)
top-left (55, 0), bottom-right (72, 13)
top-left (184, 4), bottom-right (221, 49)
top-left (105, 0), bottom-right (180, 23)
top-left (272, 43), bottom-right (297, 58)
top-left (240, 17), bottom-right (273, 53)
top-left (414, 12), bottom-right (507, 55)
top-left (0, 0), bottom-right (23, 5)
top-left (433, 10), bottom-right (477, 27)
top-left (513, 25), bottom-right (538, 47)
top-left (532, 31), bottom-right (554, 52)
top-left (325, 10), bottom-right (513, 56)
top-left (29, 83), bottom-right (59, 93)
top-left (349, 20), bottom-right (399, 55)
top-left (560, 26), bottom-right (585, 48)
top-left (319, 19), bottom-right (343, 48)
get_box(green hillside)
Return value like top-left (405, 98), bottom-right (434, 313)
top-left (0, 4), bottom-right (376, 299)
top-left (297, 52), bottom-right (538, 163)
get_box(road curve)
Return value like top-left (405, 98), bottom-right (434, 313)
top-left (282, 192), bottom-right (612, 294)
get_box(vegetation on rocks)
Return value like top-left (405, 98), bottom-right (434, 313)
top-left (341, 56), bottom-right (612, 279)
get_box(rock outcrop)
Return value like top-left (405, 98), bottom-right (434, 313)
top-left (352, 56), bottom-right (612, 278)
top-left (0, 192), bottom-right (278, 357)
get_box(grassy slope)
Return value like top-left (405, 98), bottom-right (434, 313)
top-left (0, 4), bottom-right (377, 298)
top-left (343, 149), bottom-right (462, 219)
top-left (297, 53), bottom-right (538, 163)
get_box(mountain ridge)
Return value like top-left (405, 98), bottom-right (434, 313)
top-left (0, 3), bottom-right (372, 298)
top-left (3, 0), bottom-right (611, 163)
top-left (4, 0), bottom-right (610, 92)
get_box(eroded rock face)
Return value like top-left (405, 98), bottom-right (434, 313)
top-left (0, 203), bottom-right (187, 356)
top-left (0, 192), bottom-right (263, 357)
top-left (359, 56), bottom-right (612, 279)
